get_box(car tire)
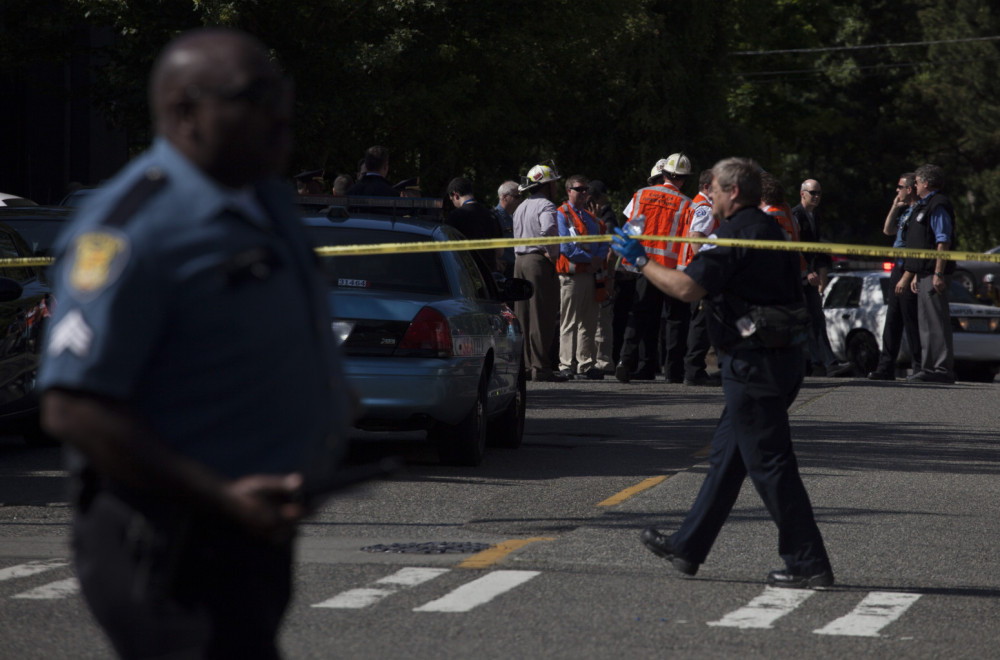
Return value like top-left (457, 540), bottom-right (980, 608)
top-left (846, 331), bottom-right (879, 376)
top-left (433, 375), bottom-right (487, 466)
top-left (487, 365), bottom-right (526, 449)
top-left (953, 269), bottom-right (976, 295)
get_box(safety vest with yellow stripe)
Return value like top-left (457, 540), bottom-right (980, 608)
top-left (623, 182), bottom-right (691, 271)
top-left (677, 192), bottom-right (715, 269)
top-left (556, 202), bottom-right (606, 274)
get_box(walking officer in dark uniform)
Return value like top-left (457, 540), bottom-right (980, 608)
top-left (38, 28), bottom-right (351, 657)
top-left (610, 157), bottom-right (834, 588)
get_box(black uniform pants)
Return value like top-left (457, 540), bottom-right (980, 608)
top-left (611, 273), bottom-right (637, 365)
top-left (877, 263), bottom-right (921, 374)
top-left (73, 488), bottom-right (292, 659)
top-left (660, 293), bottom-right (691, 382)
top-left (670, 346), bottom-right (831, 575)
top-left (683, 299), bottom-right (712, 380)
top-left (618, 274), bottom-right (664, 375)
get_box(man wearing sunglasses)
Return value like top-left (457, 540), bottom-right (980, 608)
top-left (869, 173), bottom-right (921, 380)
top-left (555, 175), bottom-right (609, 380)
top-left (793, 179), bottom-right (851, 377)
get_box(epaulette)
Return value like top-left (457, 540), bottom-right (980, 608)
top-left (101, 167), bottom-right (169, 228)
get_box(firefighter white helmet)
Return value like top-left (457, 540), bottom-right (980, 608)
top-left (519, 162), bottom-right (561, 192)
top-left (664, 152), bottom-right (692, 176)
top-left (649, 158), bottom-right (671, 180)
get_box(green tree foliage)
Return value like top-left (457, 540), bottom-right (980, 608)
top-left (4, 0), bottom-right (999, 247)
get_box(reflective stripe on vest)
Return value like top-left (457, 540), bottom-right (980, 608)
top-left (678, 192), bottom-right (714, 268)
top-left (624, 184), bottom-right (690, 269)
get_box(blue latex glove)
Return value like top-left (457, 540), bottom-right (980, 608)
top-left (611, 226), bottom-right (647, 264)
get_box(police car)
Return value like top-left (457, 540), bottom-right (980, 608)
top-left (823, 270), bottom-right (1000, 382)
top-left (301, 197), bottom-right (531, 466)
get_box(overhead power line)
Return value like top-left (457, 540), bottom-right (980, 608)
top-left (733, 35), bottom-right (1000, 56)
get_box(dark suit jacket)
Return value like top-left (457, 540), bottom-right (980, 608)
top-left (347, 174), bottom-right (396, 197)
top-left (791, 203), bottom-right (832, 272)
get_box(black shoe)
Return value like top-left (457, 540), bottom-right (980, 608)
top-left (583, 367), bottom-right (605, 380)
top-left (639, 528), bottom-right (699, 576)
top-left (866, 370), bottom-right (895, 381)
top-left (907, 371), bottom-right (955, 384)
top-left (766, 568), bottom-right (834, 589)
top-left (558, 369), bottom-right (576, 381)
top-left (684, 371), bottom-right (722, 386)
top-left (615, 362), bottom-right (631, 383)
top-left (629, 370), bottom-right (656, 381)
top-left (534, 370), bottom-right (568, 382)
top-left (825, 361), bottom-right (853, 377)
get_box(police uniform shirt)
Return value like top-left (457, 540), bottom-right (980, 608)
top-left (38, 138), bottom-right (349, 480)
top-left (682, 206), bottom-right (802, 348)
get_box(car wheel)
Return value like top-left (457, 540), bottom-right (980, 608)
top-left (953, 269), bottom-right (976, 295)
top-left (487, 365), bottom-right (526, 449)
top-left (846, 331), bottom-right (879, 376)
top-left (433, 376), bottom-right (487, 466)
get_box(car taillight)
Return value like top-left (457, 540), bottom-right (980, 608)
top-left (397, 307), bottom-right (452, 356)
top-left (882, 262), bottom-right (894, 272)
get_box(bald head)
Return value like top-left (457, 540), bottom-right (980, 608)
top-left (148, 28), bottom-right (293, 188)
top-left (800, 179), bottom-right (822, 211)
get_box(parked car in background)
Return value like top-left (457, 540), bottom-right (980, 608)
top-left (952, 245), bottom-right (1000, 297)
top-left (0, 221), bottom-right (53, 442)
top-left (302, 197), bottom-right (532, 466)
top-left (0, 193), bottom-right (37, 207)
top-left (823, 270), bottom-right (1000, 382)
top-left (59, 187), bottom-right (98, 207)
top-left (0, 206), bottom-right (72, 256)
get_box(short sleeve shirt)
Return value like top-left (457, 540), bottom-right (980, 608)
top-left (684, 206), bottom-right (803, 348)
top-left (38, 139), bottom-right (349, 479)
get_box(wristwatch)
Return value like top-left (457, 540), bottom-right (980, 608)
top-left (634, 255), bottom-right (649, 270)
top-left (934, 271), bottom-right (945, 277)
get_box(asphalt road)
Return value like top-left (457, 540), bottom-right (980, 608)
top-left (1, 374), bottom-right (998, 659)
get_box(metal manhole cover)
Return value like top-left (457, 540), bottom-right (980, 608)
top-left (361, 541), bottom-right (492, 554)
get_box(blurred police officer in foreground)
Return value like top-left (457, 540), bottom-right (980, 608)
top-left (611, 157), bottom-right (834, 589)
top-left (38, 28), bottom-right (350, 658)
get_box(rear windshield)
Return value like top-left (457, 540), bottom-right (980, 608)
top-left (3, 219), bottom-right (67, 256)
top-left (306, 226), bottom-right (449, 295)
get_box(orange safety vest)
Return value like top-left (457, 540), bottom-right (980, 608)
top-left (677, 192), bottom-right (716, 268)
top-left (556, 202), bottom-right (606, 274)
top-left (762, 202), bottom-right (808, 274)
top-left (624, 182), bottom-right (691, 269)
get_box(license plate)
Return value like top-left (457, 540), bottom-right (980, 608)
top-left (964, 318), bottom-right (990, 333)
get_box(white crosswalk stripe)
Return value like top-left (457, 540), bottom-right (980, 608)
top-left (0, 559), bottom-right (70, 583)
top-left (312, 567), bottom-right (450, 609)
top-left (13, 577), bottom-right (80, 600)
top-left (413, 570), bottom-right (541, 613)
top-left (708, 588), bottom-right (816, 629)
top-left (814, 592), bottom-right (921, 637)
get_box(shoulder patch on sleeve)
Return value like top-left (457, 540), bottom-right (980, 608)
top-left (67, 230), bottom-right (131, 298)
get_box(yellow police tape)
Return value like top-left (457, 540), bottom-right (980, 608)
top-left (4, 234), bottom-right (999, 267)
top-left (315, 234), bottom-right (1000, 265)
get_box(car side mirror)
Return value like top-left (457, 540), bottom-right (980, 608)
top-left (0, 277), bottom-right (24, 302)
top-left (498, 277), bottom-right (534, 303)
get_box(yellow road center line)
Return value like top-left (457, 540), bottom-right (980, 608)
top-left (458, 537), bottom-right (555, 569)
top-left (596, 476), bottom-right (668, 507)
